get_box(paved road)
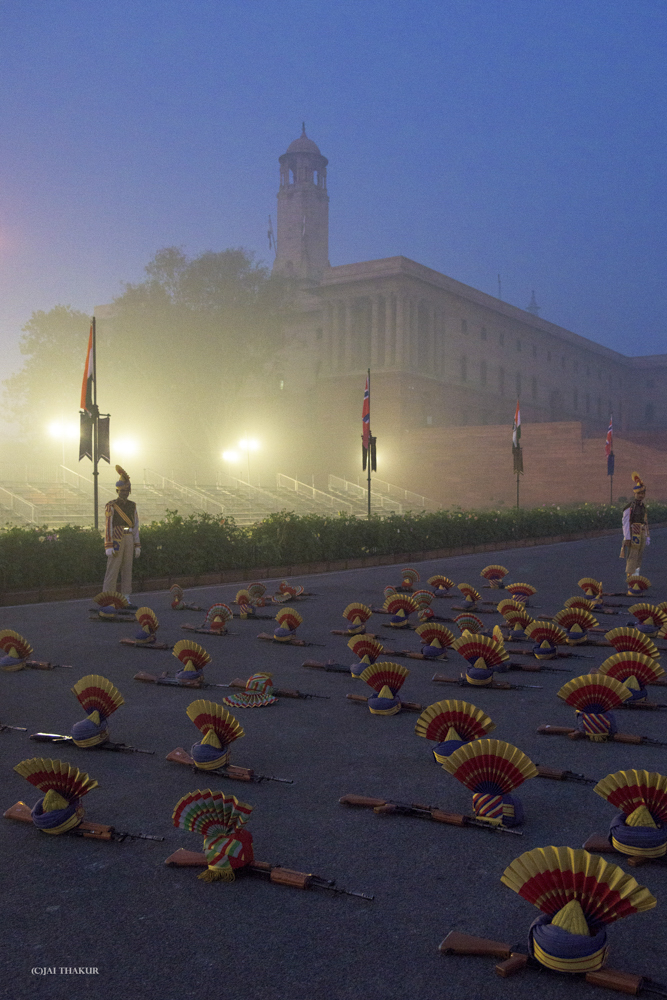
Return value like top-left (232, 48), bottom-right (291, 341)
top-left (1, 530), bottom-right (666, 1000)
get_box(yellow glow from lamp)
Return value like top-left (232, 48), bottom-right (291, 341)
top-left (112, 438), bottom-right (138, 457)
top-left (48, 421), bottom-right (78, 440)
top-left (238, 438), bottom-right (260, 452)
top-left (222, 450), bottom-right (240, 463)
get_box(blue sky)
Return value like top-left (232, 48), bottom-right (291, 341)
top-left (0, 0), bottom-right (665, 378)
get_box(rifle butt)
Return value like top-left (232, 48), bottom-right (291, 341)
top-left (537, 724), bottom-right (577, 736)
top-left (613, 733), bottom-right (644, 745)
top-left (585, 969), bottom-right (643, 995)
top-left (339, 794), bottom-right (388, 808)
top-left (495, 954), bottom-right (529, 978)
top-left (133, 671), bottom-right (157, 683)
top-left (439, 931), bottom-right (512, 959)
top-left (346, 694), bottom-right (369, 705)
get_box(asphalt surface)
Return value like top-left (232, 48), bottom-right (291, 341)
top-left (1, 530), bottom-right (667, 1000)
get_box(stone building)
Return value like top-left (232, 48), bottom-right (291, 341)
top-left (270, 128), bottom-right (667, 480)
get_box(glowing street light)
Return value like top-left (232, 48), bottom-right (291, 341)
top-left (112, 438), bottom-right (139, 458)
top-left (47, 419), bottom-right (79, 467)
top-left (222, 450), bottom-right (240, 464)
top-left (238, 438), bottom-right (260, 453)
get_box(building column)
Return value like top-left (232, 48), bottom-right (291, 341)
top-left (343, 299), bottom-right (353, 371)
top-left (370, 296), bottom-right (380, 368)
top-left (395, 295), bottom-right (405, 367)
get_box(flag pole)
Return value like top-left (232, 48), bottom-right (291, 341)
top-left (92, 316), bottom-right (99, 529)
top-left (367, 368), bottom-right (371, 520)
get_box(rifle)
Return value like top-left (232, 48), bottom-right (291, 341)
top-left (432, 672), bottom-right (542, 690)
top-left (4, 800), bottom-right (163, 843)
top-left (0, 722), bottom-right (27, 733)
top-left (257, 632), bottom-right (326, 647)
top-left (346, 693), bottom-right (424, 713)
top-left (537, 724), bottom-right (667, 748)
top-left (180, 624), bottom-right (237, 636)
top-left (134, 671), bottom-right (203, 687)
top-left (439, 930), bottom-right (667, 995)
top-left (302, 660), bottom-right (352, 674)
top-left (24, 660), bottom-right (74, 670)
top-left (339, 794), bottom-right (523, 835)
top-left (503, 645), bottom-right (595, 660)
top-left (166, 747), bottom-right (293, 784)
top-left (29, 732), bottom-right (154, 754)
top-left (216, 678), bottom-right (329, 700)
top-left (534, 765), bottom-right (596, 785)
top-left (164, 849), bottom-right (373, 899)
top-left (119, 639), bottom-right (173, 650)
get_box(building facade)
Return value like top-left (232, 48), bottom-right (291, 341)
top-left (272, 129), bottom-right (667, 463)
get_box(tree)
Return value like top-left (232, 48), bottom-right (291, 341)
top-left (2, 305), bottom-right (91, 438)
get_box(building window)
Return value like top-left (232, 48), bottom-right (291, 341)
top-left (461, 319), bottom-right (467, 334)
top-left (515, 372), bottom-right (521, 395)
top-left (499, 367), bottom-right (505, 395)
top-left (480, 326), bottom-right (487, 341)
top-left (499, 333), bottom-right (505, 347)
top-left (480, 360), bottom-right (487, 385)
top-left (516, 339), bottom-right (522, 352)
top-left (460, 355), bottom-right (467, 382)
top-left (532, 377), bottom-right (537, 400)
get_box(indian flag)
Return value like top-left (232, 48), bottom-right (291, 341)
top-left (80, 324), bottom-right (94, 414)
top-left (512, 399), bottom-right (521, 448)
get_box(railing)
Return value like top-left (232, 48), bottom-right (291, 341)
top-left (327, 475), bottom-right (403, 514)
top-left (59, 465), bottom-right (94, 494)
top-left (0, 486), bottom-right (36, 523)
top-left (276, 474), bottom-right (354, 512)
top-left (369, 477), bottom-right (432, 509)
top-left (143, 469), bottom-right (225, 515)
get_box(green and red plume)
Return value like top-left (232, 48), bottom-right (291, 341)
top-left (453, 613), bottom-right (486, 635)
top-left (204, 603), bottom-right (233, 631)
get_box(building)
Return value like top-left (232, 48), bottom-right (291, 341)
top-left (271, 127), bottom-right (667, 483)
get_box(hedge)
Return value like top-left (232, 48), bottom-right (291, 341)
top-left (0, 502), bottom-right (662, 593)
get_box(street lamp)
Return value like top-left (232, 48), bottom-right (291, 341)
top-left (48, 420), bottom-right (79, 467)
top-left (237, 438), bottom-right (260, 485)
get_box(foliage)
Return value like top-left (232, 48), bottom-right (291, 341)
top-left (2, 501), bottom-right (665, 593)
top-left (1, 306), bottom-right (91, 435)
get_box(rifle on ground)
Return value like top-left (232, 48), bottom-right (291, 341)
top-left (164, 849), bottom-right (373, 899)
top-left (166, 747), bottom-right (293, 783)
top-left (29, 732), bottom-right (155, 754)
top-left (119, 639), bottom-right (173, 650)
top-left (346, 693), bottom-right (424, 713)
top-left (0, 722), bottom-right (27, 733)
top-left (257, 632), bottom-right (326, 647)
top-left (503, 645), bottom-right (595, 660)
top-left (439, 930), bottom-right (667, 994)
top-left (582, 833), bottom-right (667, 868)
top-left (339, 794), bottom-right (522, 835)
top-left (534, 765), bottom-right (596, 785)
top-left (537, 724), bottom-right (667, 748)
top-left (134, 671), bottom-right (203, 688)
top-left (432, 673), bottom-right (542, 691)
top-left (303, 660), bottom-right (352, 674)
top-left (4, 800), bottom-right (163, 843)
top-left (219, 678), bottom-right (329, 700)
top-left (24, 660), bottom-right (74, 670)
top-left (180, 624), bottom-right (237, 636)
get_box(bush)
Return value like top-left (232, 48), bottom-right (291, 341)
top-left (1, 501), bottom-right (664, 592)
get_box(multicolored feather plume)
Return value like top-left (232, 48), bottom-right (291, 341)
top-left (415, 700), bottom-right (495, 743)
top-left (13, 758), bottom-right (98, 800)
top-left (428, 575), bottom-right (454, 592)
top-left (597, 653), bottom-right (664, 688)
top-left (93, 591), bottom-right (128, 610)
top-left (506, 582), bottom-right (537, 601)
top-left (71, 675), bottom-right (124, 718)
top-left (453, 613), bottom-right (486, 635)
top-left (186, 700), bottom-right (245, 747)
top-left (170, 584), bottom-right (184, 608)
top-left (401, 567), bottom-right (420, 589)
top-left (501, 846), bottom-right (656, 924)
top-left (274, 607), bottom-right (303, 632)
top-left (247, 583), bottom-right (267, 601)
top-left (136, 607), bottom-right (158, 634)
top-left (480, 565), bottom-right (509, 586)
top-left (383, 594), bottom-right (417, 617)
top-left (412, 589), bottom-right (434, 608)
top-left (172, 788), bottom-right (252, 836)
top-left (557, 674), bottom-right (632, 712)
top-left (415, 623), bottom-right (455, 648)
top-left (451, 633), bottom-right (509, 668)
top-left (441, 739), bottom-right (537, 793)
top-left (359, 661), bottom-right (409, 694)
top-left (204, 603), bottom-right (234, 630)
top-left (172, 639), bottom-right (211, 671)
top-left (348, 635), bottom-right (384, 662)
top-left (605, 627), bottom-right (660, 659)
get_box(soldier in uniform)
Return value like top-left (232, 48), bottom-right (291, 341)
top-left (102, 465), bottom-right (140, 606)
top-left (621, 472), bottom-right (649, 586)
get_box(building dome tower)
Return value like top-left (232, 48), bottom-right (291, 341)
top-left (273, 124), bottom-right (329, 281)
